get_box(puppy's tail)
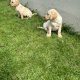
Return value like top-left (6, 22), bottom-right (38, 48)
top-left (32, 13), bottom-right (37, 16)
top-left (37, 27), bottom-right (44, 30)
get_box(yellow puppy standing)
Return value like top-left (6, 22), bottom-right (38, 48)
top-left (10, 0), bottom-right (35, 19)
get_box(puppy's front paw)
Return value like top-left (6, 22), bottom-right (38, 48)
top-left (21, 17), bottom-right (24, 20)
top-left (46, 34), bottom-right (51, 37)
top-left (58, 34), bottom-right (62, 38)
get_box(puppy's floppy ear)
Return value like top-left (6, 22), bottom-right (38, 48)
top-left (50, 10), bottom-right (57, 20)
top-left (15, 0), bottom-right (19, 5)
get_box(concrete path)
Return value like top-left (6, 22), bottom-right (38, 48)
top-left (21, 0), bottom-right (80, 32)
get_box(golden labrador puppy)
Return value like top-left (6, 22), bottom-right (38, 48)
top-left (38, 9), bottom-right (62, 38)
top-left (10, 0), bottom-right (35, 19)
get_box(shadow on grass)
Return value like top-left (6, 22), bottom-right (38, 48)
top-left (62, 23), bottom-right (80, 39)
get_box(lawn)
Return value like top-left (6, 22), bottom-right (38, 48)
top-left (0, 0), bottom-right (80, 80)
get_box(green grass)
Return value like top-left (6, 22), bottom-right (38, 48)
top-left (0, 0), bottom-right (80, 80)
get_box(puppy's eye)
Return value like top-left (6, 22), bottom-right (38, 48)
top-left (11, 1), bottom-right (14, 3)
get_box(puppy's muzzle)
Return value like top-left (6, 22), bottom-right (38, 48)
top-left (44, 15), bottom-right (49, 20)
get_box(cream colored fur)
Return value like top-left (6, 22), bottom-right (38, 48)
top-left (38, 9), bottom-right (62, 38)
top-left (10, 0), bottom-right (35, 19)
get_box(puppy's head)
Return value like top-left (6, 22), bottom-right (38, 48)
top-left (44, 9), bottom-right (57, 20)
top-left (10, 0), bottom-right (19, 7)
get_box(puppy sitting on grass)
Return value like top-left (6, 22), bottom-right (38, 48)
top-left (10, 0), bottom-right (36, 19)
top-left (38, 9), bottom-right (62, 38)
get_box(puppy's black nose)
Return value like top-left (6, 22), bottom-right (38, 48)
top-left (43, 16), bottom-right (45, 18)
